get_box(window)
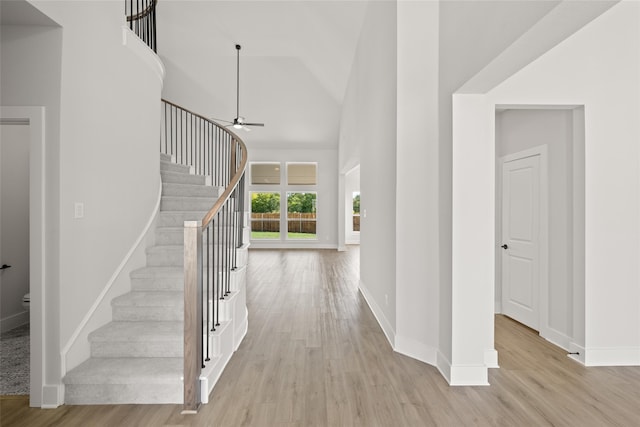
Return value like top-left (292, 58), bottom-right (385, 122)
top-left (250, 192), bottom-right (280, 239)
top-left (249, 162), bottom-right (319, 242)
top-left (251, 163), bottom-right (280, 185)
top-left (287, 163), bottom-right (316, 185)
top-left (287, 192), bottom-right (317, 240)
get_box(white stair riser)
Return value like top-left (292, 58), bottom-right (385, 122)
top-left (65, 383), bottom-right (182, 405)
top-left (91, 341), bottom-right (183, 358)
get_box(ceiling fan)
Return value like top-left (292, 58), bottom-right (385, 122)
top-left (213, 44), bottom-right (264, 132)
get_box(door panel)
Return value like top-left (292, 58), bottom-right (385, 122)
top-left (502, 155), bottom-right (540, 330)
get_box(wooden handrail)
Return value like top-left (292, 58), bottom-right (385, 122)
top-left (201, 140), bottom-right (246, 228)
top-left (126, 0), bottom-right (158, 22)
top-left (160, 99), bottom-right (247, 229)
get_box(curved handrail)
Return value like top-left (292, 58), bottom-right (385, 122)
top-left (160, 98), bottom-right (247, 229)
top-left (160, 98), bottom-right (242, 142)
top-left (126, 0), bottom-right (158, 22)
top-left (201, 142), bottom-right (247, 228)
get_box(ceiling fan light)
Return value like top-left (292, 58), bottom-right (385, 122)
top-left (233, 123), bottom-right (243, 129)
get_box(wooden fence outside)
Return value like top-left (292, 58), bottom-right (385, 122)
top-left (251, 213), bottom-right (317, 234)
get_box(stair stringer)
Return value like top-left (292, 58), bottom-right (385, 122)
top-left (61, 177), bottom-right (162, 379)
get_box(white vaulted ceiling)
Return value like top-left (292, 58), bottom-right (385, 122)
top-left (156, 0), bottom-right (617, 149)
top-left (157, 0), bottom-right (368, 148)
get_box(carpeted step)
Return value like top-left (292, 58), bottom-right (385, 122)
top-left (112, 291), bottom-right (183, 321)
top-left (146, 245), bottom-right (184, 267)
top-left (162, 182), bottom-right (223, 198)
top-left (160, 170), bottom-right (206, 185)
top-left (155, 225), bottom-right (249, 246)
top-left (161, 195), bottom-right (218, 212)
top-left (89, 321), bottom-right (183, 358)
top-left (63, 357), bottom-right (183, 404)
top-left (158, 211), bottom-right (207, 227)
top-left (130, 266), bottom-right (183, 291)
top-left (160, 160), bottom-right (191, 174)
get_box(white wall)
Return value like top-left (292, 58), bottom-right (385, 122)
top-left (13, 0), bottom-right (165, 404)
top-left (454, 1), bottom-right (640, 367)
top-left (495, 109), bottom-right (576, 348)
top-left (338, 0), bottom-right (398, 340)
top-left (247, 147), bottom-right (338, 249)
top-left (395, 0), bottom-right (440, 365)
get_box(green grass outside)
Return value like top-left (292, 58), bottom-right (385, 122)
top-left (251, 231), bottom-right (317, 240)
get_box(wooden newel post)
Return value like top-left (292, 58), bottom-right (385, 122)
top-left (182, 221), bottom-right (203, 414)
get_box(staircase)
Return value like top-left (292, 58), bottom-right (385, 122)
top-left (63, 153), bottom-right (249, 404)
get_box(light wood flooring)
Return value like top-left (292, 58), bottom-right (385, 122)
top-left (2, 247), bottom-right (640, 426)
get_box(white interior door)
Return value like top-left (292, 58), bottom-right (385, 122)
top-left (501, 154), bottom-right (540, 330)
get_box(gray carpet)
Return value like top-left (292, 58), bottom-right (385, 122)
top-left (0, 324), bottom-right (29, 395)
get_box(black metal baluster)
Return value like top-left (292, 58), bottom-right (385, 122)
top-left (215, 211), bottom-right (221, 326)
top-left (205, 225), bottom-right (211, 358)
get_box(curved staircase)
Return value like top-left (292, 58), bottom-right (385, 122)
top-left (63, 153), bottom-right (248, 404)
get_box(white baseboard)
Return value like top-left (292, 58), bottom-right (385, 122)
top-left (0, 311), bottom-right (29, 333)
top-left (436, 351), bottom-right (452, 384)
top-left (540, 327), bottom-right (571, 351)
top-left (435, 351), bottom-right (489, 385)
top-left (358, 281), bottom-right (395, 349)
top-left (584, 346), bottom-right (640, 366)
top-left (41, 384), bottom-right (64, 408)
top-left (568, 342), bottom-right (586, 365)
top-left (449, 364), bottom-right (489, 386)
top-left (485, 348), bottom-right (499, 368)
top-left (249, 242), bottom-right (338, 250)
top-left (394, 335), bottom-right (437, 366)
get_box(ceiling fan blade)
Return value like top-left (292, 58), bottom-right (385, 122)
top-left (241, 125), bottom-right (252, 132)
top-left (243, 122), bottom-right (265, 127)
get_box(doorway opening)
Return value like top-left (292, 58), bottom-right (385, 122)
top-left (345, 165), bottom-right (360, 245)
top-left (0, 107), bottom-right (46, 406)
top-left (494, 106), bottom-right (585, 361)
